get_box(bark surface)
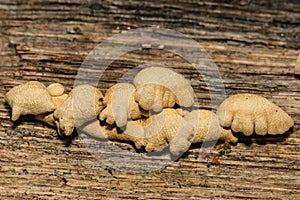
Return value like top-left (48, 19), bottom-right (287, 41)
top-left (0, 0), bottom-right (299, 199)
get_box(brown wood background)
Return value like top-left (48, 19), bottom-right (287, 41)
top-left (0, 0), bottom-right (300, 199)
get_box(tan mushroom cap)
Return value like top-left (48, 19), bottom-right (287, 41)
top-left (34, 93), bottom-right (68, 127)
top-left (51, 94), bottom-right (68, 109)
top-left (87, 108), bottom-right (194, 156)
top-left (216, 94), bottom-right (294, 136)
top-left (184, 110), bottom-right (238, 143)
top-left (5, 81), bottom-right (56, 121)
top-left (53, 93), bottom-right (74, 136)
top-left (54, 85), bottom-right (105, 136)
top-left (143, 108), bottom-right (194, 156)
top-left (134, 84), bottom-right (178, 112)
top-left (133, 67), bottom-right (194, 111)
top-left (99, 83), bottom-right (148, 128)
top-left (81, 119), bottom-right (147, 150)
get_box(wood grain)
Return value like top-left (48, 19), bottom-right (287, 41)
top-left (0, 0), bottom-right (300, 199)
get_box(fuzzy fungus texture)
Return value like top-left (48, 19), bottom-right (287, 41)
top-left (54, 85), bottom-right (105, 136)
top-left (35, 113), bottom-right (56, 127)
top-left (143, 108), bottom-right (194, 156)
top-left (5, 81), bottom-right (56, 121)
top-left (46, 83), bottom-right (65, 96)
top-left (135, 84), bottom-right (178, 112)
top-left (99, 83), bottom-right (148, 128)
top-left (46, 83), bottom-right (68, 109)
top-left (81, 119), bottom-right (147, 150)
top-left (133, 67), bottom-right (194, 112)
top-left (216, 94), bottom-right (294, 136)
top-left (184, 110), bottom-right (238, 143)
top-left (86, 108), bottom-right (194, 156)
top-left (51, 94), bottom-right (69, 109)
top-left (34, 84), bottom-right (69, 126)
top-left (295, 53), bottom-right (300, 75)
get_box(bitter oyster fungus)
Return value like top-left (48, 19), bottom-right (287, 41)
top-left (5, 81), bottom-right (56, 121)
top-left (216, 94), bottom-right (294, 136)
top-left (133, 67), bottom-right (194, 112)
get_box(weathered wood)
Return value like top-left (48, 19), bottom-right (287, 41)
top-left (1, 0), bottom-right (300, 199)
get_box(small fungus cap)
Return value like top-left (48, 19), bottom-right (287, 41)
top-left (99, 83), bottom-right (145, 128)
top-left (184, 109), bottom-right (237, 143)
top-left (46, 83), bottom-right (65, 97)
top-left (5, 81), bottom-right (56, 121)
top-left (133, 67), bottom-right (194, 108)
top-left (216, 94), bottom-right (294, 136)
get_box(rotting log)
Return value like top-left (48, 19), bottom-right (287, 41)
top-left (0, 0), bottom-right (300, 199)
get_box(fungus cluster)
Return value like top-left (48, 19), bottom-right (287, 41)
top-left (5, 67), bottom-right (294, 157)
